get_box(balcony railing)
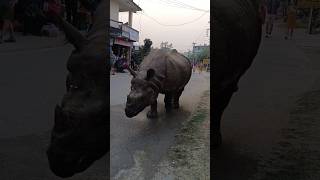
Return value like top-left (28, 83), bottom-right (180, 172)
top-left (110, 19), bottom-right (122, 29)
top-left (121, 24), bottom-right (139, 42)
top-left (109, 19), bottom-right (139, 42)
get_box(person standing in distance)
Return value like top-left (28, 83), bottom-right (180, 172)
top-left (265, 0), bottom-right (280, 38)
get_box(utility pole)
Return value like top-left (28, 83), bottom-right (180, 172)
top-left (192, 42), bottom-right (196, 65)
top-left (206, 28), bottom-right (210, 44)
top-left (207, 21), bottom-right (210, 45)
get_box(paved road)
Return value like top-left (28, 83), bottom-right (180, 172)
top-left (0, 43), bottom-right (106, 180)
top-left (0, 39), bottom-right (210, 180)
top-left (110, 71), bottom-right (209, 180)
top-left (213, 26), bottom-right (320, 180)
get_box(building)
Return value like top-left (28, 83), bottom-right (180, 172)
top-left (192, 44), bottom-right (210, 70)
top-left (192, 44), bottom-right (209, 54)
top-left (110, 0), bottom-right (142, 62)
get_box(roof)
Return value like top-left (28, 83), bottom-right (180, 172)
top-left (118, 0), bottom-right (142, 12)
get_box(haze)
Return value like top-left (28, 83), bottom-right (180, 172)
top-left (119, 0), bottom-right (210, 53)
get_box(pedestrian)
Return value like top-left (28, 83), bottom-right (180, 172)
top-left (193, 63), bottom-right (196, 73)
top-left (45, 0), bottom-right (62, 15)
top-left (65, 0), bottom-right (78, 28)
top-left (0, 0), bottom-right (18, 43)
top-left (265, 0), bottom-right (280, 38)
top-left (130, 58), bottom-right (134, 69)
top-left (284, 4), bottom-right (296, 40)
top-left (110, 48), bottom-right (116, 75)
top-left (259, 0), bottom-right (267, 25)
top-left (198, 63), bottom-right (203, 74)
top-left (282, 0), bottom-right (288, 18)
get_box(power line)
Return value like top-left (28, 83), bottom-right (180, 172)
top-left (163, 0), bottom-right (209, 12)
top-left (194, 29), bottom-right (206, 43)
top-left (153, 0), bottom-right (209, 12)
top-left (139, 10), bottom-right (209, 27)
top-left (139, 0), bottom-right (209, 12)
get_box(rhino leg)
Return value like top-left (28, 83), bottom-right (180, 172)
top-left (173, 88), bottom-right (184, 109)
top-left (164, 93), bottom-right (173, 111)
top-left (213, 87), bottom-right (235, 148)
top-left (147, 100), bottom-right (158, 118)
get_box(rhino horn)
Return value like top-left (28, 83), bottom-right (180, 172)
top-left (52, 15), bottom-right (88, 50)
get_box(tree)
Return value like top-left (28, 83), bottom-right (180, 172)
top-left (197, 47), bottom-right (210, 63)
top-left (186, 46), bottom-right (210, 64)
top-left (142, 39), bottom-right (152, 55)
top-left (132, 38), bottom-right (153, 65)
top-left (160, 41), bottom-right (173, 50)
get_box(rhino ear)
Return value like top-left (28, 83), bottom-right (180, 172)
top-left (146, 69), bottom-right (155, 81)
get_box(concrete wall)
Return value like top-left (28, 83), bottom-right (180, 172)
top-left (110, 0), bottom-right (119, 21)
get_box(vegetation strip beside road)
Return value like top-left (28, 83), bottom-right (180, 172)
top-left (167, 90), bottom-right (210, 179)
top-left (250, 90), bottom-right (320, 180)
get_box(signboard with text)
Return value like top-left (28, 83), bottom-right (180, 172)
top-left (114, 38), bottom-right (132, 47)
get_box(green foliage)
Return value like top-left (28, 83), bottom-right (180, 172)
top-left (186, 46), bottom-right (210, 63)
top-left (197, 47), bottom-right (210, 62)
top-left (132, 38), bottom-right (153, 65)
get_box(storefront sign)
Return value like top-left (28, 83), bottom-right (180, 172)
top-left (114, 38), bottom-right (133, 47)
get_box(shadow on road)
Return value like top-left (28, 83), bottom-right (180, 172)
top-left (213, 142), bottom-right (258, 180)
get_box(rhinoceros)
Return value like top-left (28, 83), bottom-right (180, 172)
top-left (213, 0), bottom-right (262, 148)
top-left (44, 0), bottom-right (108, 178)
top-left (125, 49), bottom-right (192, 118)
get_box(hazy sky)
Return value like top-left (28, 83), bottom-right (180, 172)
top-left (119, 0), bottom-right (210, 53)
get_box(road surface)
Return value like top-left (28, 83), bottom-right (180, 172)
top-left (0, 37), bottom-right (107, 180)
top-left (0, 36), bottom-right (210, 180)
top-left (213, 26), bottom-right (320, 180)
top-left (110, 71), bottom-right (209, 180)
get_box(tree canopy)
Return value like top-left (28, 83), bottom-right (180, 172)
top-left (132, 38), bottom-right (153, 65)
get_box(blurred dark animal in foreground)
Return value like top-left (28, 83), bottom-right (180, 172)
top-left (44, 0), bottom-right (108, 178)
top-left (213, 0), bottom-right (262, 147)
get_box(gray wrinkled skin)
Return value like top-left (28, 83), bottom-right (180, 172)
top-left (125, 49), bottom-right (192, 119)
top-left (213, 0), bottom-right (262, 148)
top-left (46, 0), bottom-right (108, 178)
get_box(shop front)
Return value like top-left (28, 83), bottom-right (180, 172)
top-left (111, 37), bottom-right (133, 62)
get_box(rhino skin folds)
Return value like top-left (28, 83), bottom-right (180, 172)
top-left (125, 49), bottom-right (192, 119)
